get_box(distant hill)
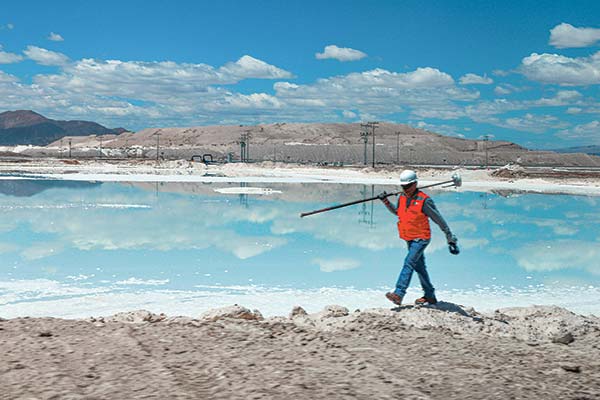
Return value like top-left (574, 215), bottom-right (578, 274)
top-left (50, 122), bottom-right (600, 167)
top-left (0, 110), bottom-right (126, 146)
top-left (552, 145), bottom-right (600, 156)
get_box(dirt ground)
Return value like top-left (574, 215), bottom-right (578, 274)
top-left (1, 304), bottom-right (599, 400)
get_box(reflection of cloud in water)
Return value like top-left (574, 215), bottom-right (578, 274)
top-left (20, 242), bottom-right (65, 260)
top-left (115, 278), bottom-right (170, 286)
top-left (513, 240), bottom-right (600, 275)
top-left (1, 183), bottom-right (598, 272)
top-left (0, 242), bottom-right (18, 254)
top-left (312, 258), bottom-right (360, 272)
top-left (1, 187), bottom-right (288, 260)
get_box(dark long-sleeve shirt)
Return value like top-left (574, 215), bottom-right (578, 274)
top-left (381, 192), bottom-right (453, 240)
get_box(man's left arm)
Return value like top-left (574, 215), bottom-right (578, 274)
top-left (423, 198), bottom-right (456, 243)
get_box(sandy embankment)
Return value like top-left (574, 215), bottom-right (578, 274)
top-left (1, 303), bottom-right (599, 399)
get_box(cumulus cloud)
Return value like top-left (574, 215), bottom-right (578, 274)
top-left (494, 86), bottom-right (512, 95)
top-left (315, 45), bottom-right (367, 62)
top-left (519, 51), bottom-right (600, 86)
top-left (503, 113), bottom-right (567, 133)
top-left (0, 45), bottom-right (23, 64)
top-left (24, 45), bottom-right (69, 66)
top-left (36, 56), bottom-right (291, 101)
top-left (549, 23), bottom-right (600, 48)
top-left (556, 120), bottom-right (600, 142)
top-left (275, 68), bottom-right (460, 98)
top-left (411, 107), bottom-right (464, 120)
top-left (207, 93), bottom-right (283, 111)
top-left (533, 90), bottom-right (582, 106)
top-left (219, 55), bottom-right (293, 79)
top-left (271, 67), bottom-right (477, 122)
top-left (312, 258), bottom-right (360, 272)
top-left (412, 120), bottom-right (466, 137)
top-left (459, 73), bottom-right (493, 85)
top-left (342, 110), bottom-right (357, 119)
top-left (48, 32), bottom-right (64, 42)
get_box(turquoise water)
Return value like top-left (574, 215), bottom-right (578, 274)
top-left (0, 178), bottom-right (599, 317)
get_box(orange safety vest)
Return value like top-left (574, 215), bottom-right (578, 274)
top-left (396, 191), bottom-right (431, 241)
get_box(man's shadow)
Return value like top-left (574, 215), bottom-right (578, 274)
top-left (391, 301), bottom-right (484, 322)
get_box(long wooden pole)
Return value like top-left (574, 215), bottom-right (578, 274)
top-left (300, 175), bottom-right (459, 218)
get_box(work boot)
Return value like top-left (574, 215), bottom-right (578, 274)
top-left (385, 292), bottom-right (403, 306)
top-left (415, 296), bottom-right (437, 305)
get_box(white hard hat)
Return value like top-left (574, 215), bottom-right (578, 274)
top-left (399, 169), bottom-right (418, 185)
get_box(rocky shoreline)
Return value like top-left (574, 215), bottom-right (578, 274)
top-left (2, 303), bottom-right (599, 399)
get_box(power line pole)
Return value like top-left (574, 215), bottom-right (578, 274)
top-left (245, 130), bottom-right (251, 162)
top-left (359, 129), bottom-right (371, 165)
top-left (238, 131), bottom-right (252, 162)
top-left (154, 131), bottom-right (161, 162)
top-left (361, 122), bottom-right (379, 168)
top-left (396, 131), bottom-right (400, 164)
top-left (483, 134), bottom-right (490, 169)
top-left (68, 139), bottom-right (72, 158)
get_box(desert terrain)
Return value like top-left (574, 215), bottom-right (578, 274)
top-left (0, 122), bottom-right (597, 168)
top-left (1, 304), bottom-right (599, 399)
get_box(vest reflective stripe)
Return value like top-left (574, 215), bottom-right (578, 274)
top-left (396, 191), bottom-right (431, 240)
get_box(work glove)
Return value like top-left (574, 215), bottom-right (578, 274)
top-left (377, 191), bottom-right (390, 201)
top-left (446, 234), bottom-right (460, 255)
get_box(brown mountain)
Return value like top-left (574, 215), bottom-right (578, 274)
top-left (0, 110), bottom-right (126, 146)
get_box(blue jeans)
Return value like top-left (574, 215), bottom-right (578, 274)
top-left (394, 239), bottom-right (435, 299)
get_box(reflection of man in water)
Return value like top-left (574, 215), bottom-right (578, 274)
top-left (378, 170), bottom-right (457, 306)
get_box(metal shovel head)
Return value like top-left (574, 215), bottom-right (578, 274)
top-left (451, 172), bottom-right (462, 187)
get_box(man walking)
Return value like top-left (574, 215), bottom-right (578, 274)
top-left (378, 170), bottom-right (457, 306)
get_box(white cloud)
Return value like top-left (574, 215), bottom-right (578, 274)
top-left (459, 73), bottom-right (493, 85)
top-left (493, 83), bottom-right (529, 97)
top-left (411, 107), bottom-right (464, 120)
top-left (315, 45), bottom-right (367, 62)
top-left (36, 56), bottom-right (291, 102)
top-left (48, 32), bottom-right (64, 42)
top-left (464, 90), bottom-right (587, 131)
top-left (556, 120), bottom-right (600, 142)
top-left (271, 67), bottom-right (476, 123)
top-left (23, 45), bottom-right (69, 66)
top-left (219, 55), bottom-right (293, 79)
top-left (207, 93), bottom-right (283, 111)
top-left (519, 51), bottom-right (600, 86)
top-left (503, 113), bottom-right (567, 133)
top-left (0, 45), bottom-right (23, 64)
top-left (412, 121), bottom-right (466, 137)
top-left (494, 85), bottom-right (512, 95)
top-left (492, 69), bottom-right (510, 77)
top-left (549, 23), bottom-right (600, 49)
top-left (533, 90), bottom-right (582, 106)
top-left (342, 110), bottom-right (357, 119)
top-left (312, 258), bottom-right (360, 272)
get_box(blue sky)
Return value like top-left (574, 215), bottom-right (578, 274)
top-left (1, 0), bottom-right (600, 148)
